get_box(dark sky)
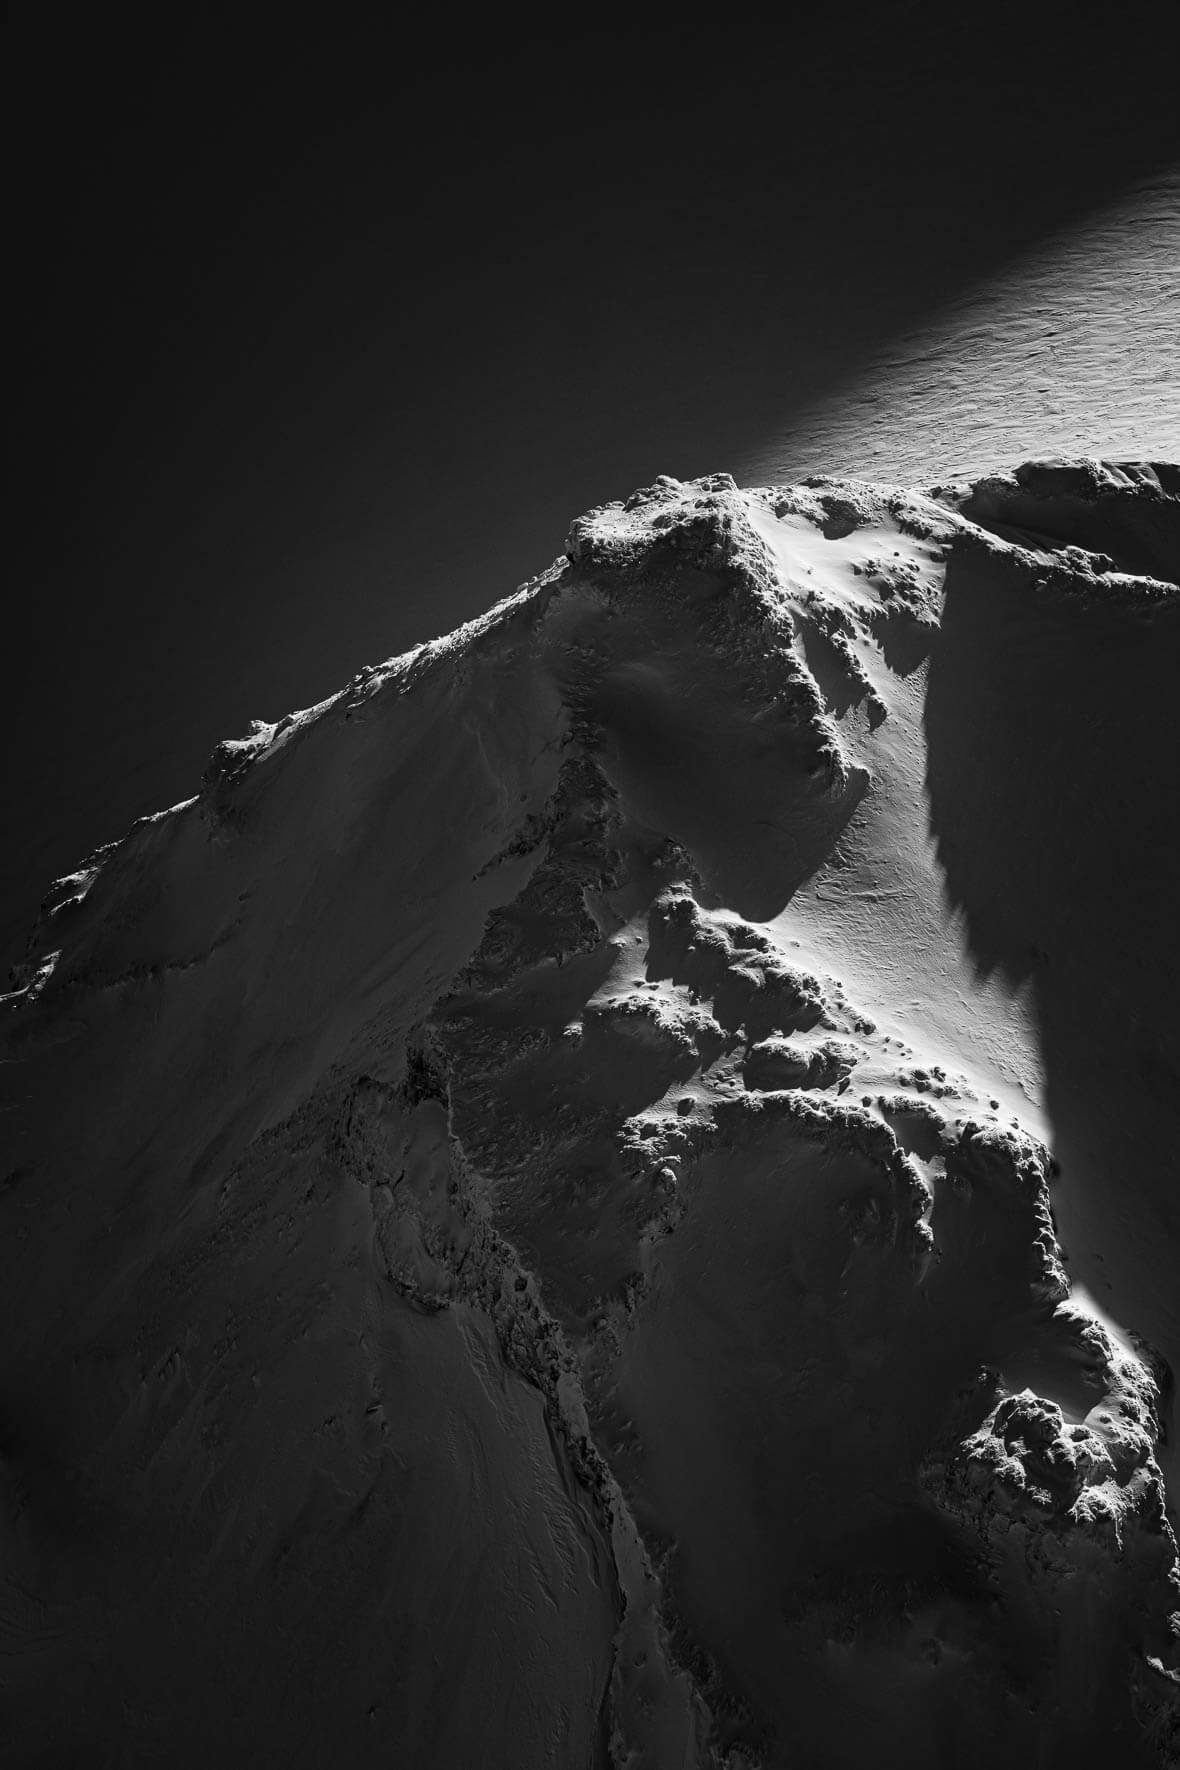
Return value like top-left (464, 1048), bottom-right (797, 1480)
top-left (7, 8), bottom-right (1178, 969)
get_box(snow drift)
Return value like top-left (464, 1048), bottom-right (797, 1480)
top-left (3, 460), bottom-right (1178, 1767)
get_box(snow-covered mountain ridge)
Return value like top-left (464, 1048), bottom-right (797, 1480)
top-left (3, 461), bottom-right (1178, 1767)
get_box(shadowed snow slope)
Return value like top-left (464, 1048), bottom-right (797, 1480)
top-left (3, 463), bottom-right (1178, 1767)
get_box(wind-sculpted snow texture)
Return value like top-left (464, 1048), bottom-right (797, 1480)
top-left (3, 463), bottom-right (1178, 1767)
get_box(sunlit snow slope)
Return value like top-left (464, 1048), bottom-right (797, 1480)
top-left (3, 461), bottom-right (1178, 1768)
top-left (748, 175), bottom-right (1180, 487)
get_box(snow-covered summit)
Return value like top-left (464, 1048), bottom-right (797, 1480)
top-left (3, 462), bottom-right (1178, 1767)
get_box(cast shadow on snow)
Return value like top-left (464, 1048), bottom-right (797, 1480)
top-left (922, 522), bottom-right (1180, 1463)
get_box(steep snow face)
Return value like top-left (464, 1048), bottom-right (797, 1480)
top-left (3, 464), bottom-right (1178, 1767)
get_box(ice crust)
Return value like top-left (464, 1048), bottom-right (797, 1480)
top-left (3, 462), bottom-right (1178, 1766)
